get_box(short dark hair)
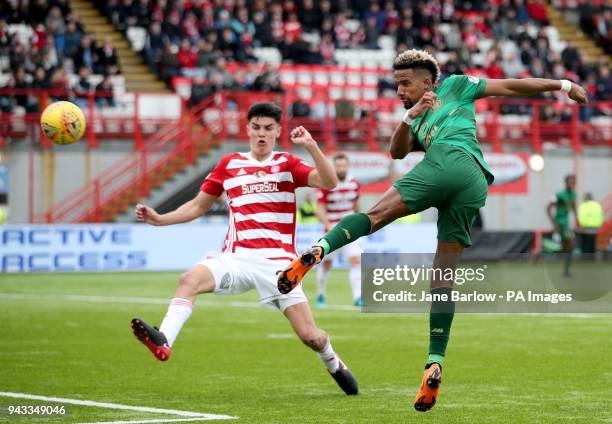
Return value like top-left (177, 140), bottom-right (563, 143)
top-left (247, 102), bottom-right (282, 123)
top-left (565, 174), bottom-right (575, 184)
top-left (393, 49), bottom-right (440, 83)
top-left (334, 153), bottom-right (349, 163)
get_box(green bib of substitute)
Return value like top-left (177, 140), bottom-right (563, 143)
top-left (410, 75), bottom-right (494, 185)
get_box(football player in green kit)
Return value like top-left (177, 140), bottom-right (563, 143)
top-left (547, 174), bottom-right (578, 277)
top-left (277, 49), bottom-right (588, 411)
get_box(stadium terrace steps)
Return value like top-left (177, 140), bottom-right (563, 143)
top-left (113, 141), bottom-right (240, 223)
top-left (547, 4), bottom-right (611, 64)
top-left (69, 0), bottom-right (169, 92)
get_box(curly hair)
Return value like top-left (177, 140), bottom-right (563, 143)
top-left (392, 49), bottom-right (440, 84)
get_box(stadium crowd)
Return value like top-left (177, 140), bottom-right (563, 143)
top-left (98, 0), bottom-right (610, 110)
top-left (1, 0), bottom-right (611, 117)
top-left (0, 0), bottom-right (119, 113)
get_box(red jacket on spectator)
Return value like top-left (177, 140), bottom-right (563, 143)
top-left (527, 1), bottom-right (549, 24)
top-left (177, 47), bottom-right (197, 68)
top-left (283, 16), bottom-right (302, 44)
top-left (485, 63), bottom-right (505, 79)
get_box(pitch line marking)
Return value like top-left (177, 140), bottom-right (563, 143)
top-left (0, 392), bottom-right (237, 422)
top-left (81, 419), bottom-right (222, 424)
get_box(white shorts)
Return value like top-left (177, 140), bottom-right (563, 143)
top-left (196, 252), bottom-right (307, 312)
top-left (323, 239), bottom-right (363, 262)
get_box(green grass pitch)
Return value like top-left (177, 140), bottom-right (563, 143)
top-left (1, 267), bottom-right (611, 423)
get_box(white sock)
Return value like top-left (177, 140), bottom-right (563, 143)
top-left (349, 264), bottom-right (361, 301)
top-left (317, 339), bottom-right (340, 373)
top-left (316, 265), bottom-right (330, 297)
top-left (159, 298), bottom-right (193, 347)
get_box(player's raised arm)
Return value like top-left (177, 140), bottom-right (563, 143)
top-left (135, 191), bottom-right (218, 226)
top-left (290, 126), bottom-right (338, 189)
top-left (482, 78), bottom-right (587, 104)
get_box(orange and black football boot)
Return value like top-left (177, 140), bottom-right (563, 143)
top-left (131, 318), bottom-right (171, 361)
top-left (277, 246), bottom-right (324, 294)
top-left (414, 363), bottom-right (442, 412)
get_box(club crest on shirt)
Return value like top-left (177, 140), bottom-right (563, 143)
top-left (270, 165), bottom-right (280, 173)
top-left (431, 98), bottom-right (443, 112)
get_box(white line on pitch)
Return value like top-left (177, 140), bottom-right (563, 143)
top-left (0, 293), bottom-right (357, 311)
top-left (80, 419), bottom-right (223, 424)
top-left (0, 392), bottom-right (236, 420)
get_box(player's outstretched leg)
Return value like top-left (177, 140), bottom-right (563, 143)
top-left (414, 363), bottom-right (442, 411)
top-left (284, 302), bottom-right (358, 395)
top-left (131, 318), bottom-right (172, 361)
top-left (131, 264), bottom-right (214, 361)
top-left (277, 246), bottom-right (325, 294)
top-left (277, 212), bottom-right (372, 293)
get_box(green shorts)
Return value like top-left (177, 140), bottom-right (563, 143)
top-left (555, 221), bottom-right (573, 240)
top-left (393, 144), bottom-right (488, 247)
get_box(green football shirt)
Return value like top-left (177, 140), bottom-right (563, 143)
top-left (410, 74), bottom-right (494, 184)
top-left (554, 189), bottom-right (576, 225)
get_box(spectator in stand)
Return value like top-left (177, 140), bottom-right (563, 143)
top-left (14, 66), bottom-right (38, 112)
top-left (502, 51), bottom-right (525, 79)
top-left (188, 75), bottom-right (214, 108)
top-left (181, 11), bottom-right (200, 45)
top-left (31, 66), bottom-right (49, 90)
top-left (364, 16), bottom-right (380, 49)
top-left (595, 65), bottom-right (611, 101)
top-left (45, 6), bottom-right (66, 35)
top-left (96, 75), bottom-right (115, 107)
top-left (377, 71), bottom-right (396, 97)
top-left (159, 43), bottom-right (180, 82)
top-left (134, 0), bottom-right (151, 27)
top-left (96, 37), bottom-right (119, 75)
top-left (485, 59), bottom-right (505, 79)
top-left (334, 13), bottom-right (351, 48)
top-left (176, 39), bottom-right (199, 77)
top-left (218, 27), bottom-right (241, 61)
top-left (115, 0), bottom-right (137, 30)
top-left (74, 65), bottom-right (93, 108)
top-left (561, 41), bottom-right (582, 73)
top-left (319, 33), bottom-right (335, 64)
top-left (144, 21), bottom-right (165, 71)
top-left (30, 0), bottom-right (49, 25)
top-left (73, 35), bottom-right (97, 72)
top-left (162, 9), bottom-right (182, 45)
top-left (442, 51), bottom-right (466, 76)
top-left (364, 1), bottom-right (386, 33)
top-left (253, 11), bottom-right (274, 47)
top-left (63, 21), bottom-right (83, 58)
top-left (0, 77), bottom-right (16, 113)
top-left (298, 0), bottom-right (322, 33)
top-left (383, 0), bottom-right (399, 33)
top-left (231, 7), bottom-right (255, 46)
top-left (527, 0), bottom-right (550, 26)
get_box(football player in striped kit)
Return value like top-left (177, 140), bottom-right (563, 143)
top-left (130, 102), bottom-right (358, 395)
top-left (314, 154), bottom-right (364, 307)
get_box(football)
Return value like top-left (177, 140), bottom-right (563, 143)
top-left (40, 101), bottom-right (86, 145)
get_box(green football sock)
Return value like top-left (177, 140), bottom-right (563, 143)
top-left (427, 287), bottom-right (455, 368)
top-left (316, 213), bottom-right (372, 256)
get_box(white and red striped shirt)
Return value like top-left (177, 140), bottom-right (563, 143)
top-left (200, 151), bottom-right (315, 260)
top-left (317, 176), bottom-right (360, 228)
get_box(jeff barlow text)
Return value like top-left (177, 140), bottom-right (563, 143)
top-left (372, 290), bottom-right (573, 304)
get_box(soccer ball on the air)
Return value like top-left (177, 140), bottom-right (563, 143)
top-left (40, 101), bottom-right (86, 145)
